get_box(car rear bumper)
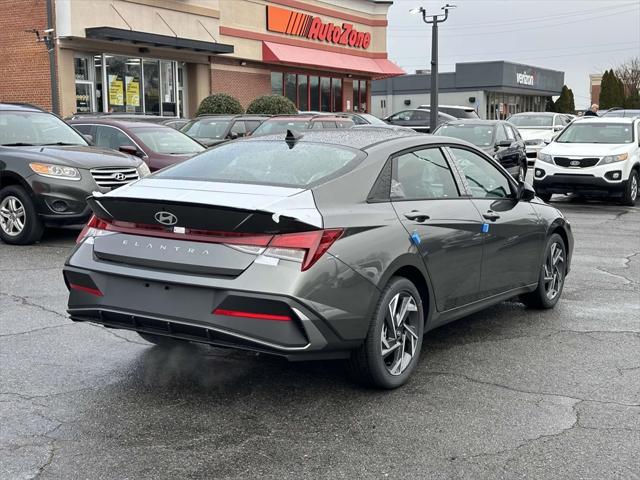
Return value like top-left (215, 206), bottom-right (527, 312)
top-left (63, 238), bottom-right (378, 360)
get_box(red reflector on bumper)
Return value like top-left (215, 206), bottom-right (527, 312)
top-left (69, 283), bottom-right (103, 297)
top-left (213, 308), bottom-right (291, 322)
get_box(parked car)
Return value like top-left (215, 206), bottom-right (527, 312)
top-left (68, 119), bottom-right (205, 171)
top-left (65, 129), bottom-right (572, 389)
top-left (384, 109), bottom-right (456, 133)
top-left (180, 115), bottom-right (269, 147)
top-left (418, 104), bottom-right (479, 119)
top-left (433, 120), bottom-right (528, 181)
top-left (0, 103), bottom-right (149, 245)
top-left (534, 117), bottom-right (639, 205)
top-left (601, 109), bottom-right (640, 118)
top-left (335, 112), bottom-right (389, 126)
top-left (67, 113), bottom-right (177, 124)
top-left (161, 118), bottom-right (191, 130)
top-left (251, 115), bottom-right (354, 136)
top-left (506, 112), bottom-right (572, 166)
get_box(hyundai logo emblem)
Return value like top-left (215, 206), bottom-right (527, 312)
top-left (154, 211), bottom-right (178, 226)
top-left (113, 172), bottom-right (127, 181)
top-left (570, 160), bottom-right (581, 166)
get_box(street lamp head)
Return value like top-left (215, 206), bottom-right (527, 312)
top-left (442, 3), bottom-right (457, 10)
top-left (409, 7), bottom-right (425, 15)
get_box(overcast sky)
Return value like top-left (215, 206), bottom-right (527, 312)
top-left (385, 0), bottom-right (640, 108)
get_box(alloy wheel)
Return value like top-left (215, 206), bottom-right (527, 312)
top-left (0, 196), bottom-right (26, 237)
top-left (381, 292), bottom-right (420, 376)
top-left (631, 174), bottom-right (638, 201)
top-left (543, 242), bottom-right (564, 300)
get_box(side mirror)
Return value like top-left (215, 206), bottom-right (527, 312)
top-left (495, 140), bottom-right (512, 148)
top-left (82, 134), bottom-right (94, 144)
top-left (119, 145), bottom-right (145, 158)
top-left (517, 181), bottom-right (536, 202)
top-left (228, 132), bottom-right (239, 140)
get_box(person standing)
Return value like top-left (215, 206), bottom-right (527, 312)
top-left (583, 104), bottom-right (599, 116)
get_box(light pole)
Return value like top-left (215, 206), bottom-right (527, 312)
top-left (411, 4), bottom-right (456, 132)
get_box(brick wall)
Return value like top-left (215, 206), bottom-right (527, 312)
top-left (0, 0), bottom-right (53, 110)
top-left (211, 65), bottom-right (271, 109)
top-left (591, 85), bottom-right (600, 106)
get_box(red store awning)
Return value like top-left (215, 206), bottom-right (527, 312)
top-left (262, 41), bottom-right (404, 79)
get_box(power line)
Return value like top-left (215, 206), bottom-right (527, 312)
top-left (392, 41), bottom-right (639, 61)
top-left (396, 47), bottom-right (640, 67)
top-left (388, 2), bottom-right (638, 31)
top-left (389, 7), bottom-right (639, 37)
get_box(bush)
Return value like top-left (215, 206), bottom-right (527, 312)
top-left (246, 95), bottom-right (297, 115)
top-left (196, 93), bottom-right (243, 116)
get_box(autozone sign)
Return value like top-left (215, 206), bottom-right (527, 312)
top-left (266, 5), bottom-right (372, 49)
top-left (516, 71), bottom-right (536, 86)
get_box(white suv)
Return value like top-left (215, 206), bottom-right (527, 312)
top-left (533, 117), bottom-right (639, 205)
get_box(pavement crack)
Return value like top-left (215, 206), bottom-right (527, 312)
top-left (426, 371), bottom-right (640, 407)
top-left (0, 292), bottom-right (68, 320)
top-left (0, 324), bottom-right (70, 338)
top-left (594, 266), bottom-right (636, 285)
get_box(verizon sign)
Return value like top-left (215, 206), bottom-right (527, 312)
top-left (516, 71), bottom-right (536, 86)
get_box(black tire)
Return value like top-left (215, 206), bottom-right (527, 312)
top-left (620, 169), bottom-right (638, 206)
top-left (0, 185), bottom-right (44, 245)
top-left (520, 233), bottom-right (567, 309)
top-left (137, 332), bottom-right (190, 348)
top-left (537, 191), bottom-right (552, 203)
top-left (348, 276), bottom-right (425, 389)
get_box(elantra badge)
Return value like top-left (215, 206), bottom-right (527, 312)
top-left (154, 211), bottom-right (178, 226)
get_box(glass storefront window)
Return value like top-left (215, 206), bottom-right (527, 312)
top-left (353, 81), bottom-right (360, 112)
top-left (320, 77), bottom-right (331, 112)
top-left (310, 76), bottom-right (320, 111)
top-left (298, 75), bottom-right (308, 111)
top-left (74, 56), bottom-right (94, 113)
top-left (74, 57), bottom-right (89, 81)
top-left (160, 60), bottom-right (176, 116)
top-left (285, 73), bottom-right (297, 105)
top-left (94, 55), bottom-right (103, 113)
top-left (143, 60), bottom-right (160, 115)
top-left (271, 72), bottom-right (283, 95)
top-left (332, 78), bottom-right (342, 112)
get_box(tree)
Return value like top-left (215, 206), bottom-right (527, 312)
top-left (246, 95), bottom-right (297, 115)
top-left (615, 57), bottom-right (640, 99)
top-left (554, 85), bottom-right (575, 113)
top-left (196, 93), bottom-right (243, 116)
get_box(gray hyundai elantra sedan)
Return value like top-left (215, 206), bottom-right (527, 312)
top-left (64, 127), bottom-right (573, 389)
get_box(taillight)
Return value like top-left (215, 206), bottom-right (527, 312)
top-left (263, 229), bottom-right (343, 271)
top-left (76, 215), bottom-right (109, 244)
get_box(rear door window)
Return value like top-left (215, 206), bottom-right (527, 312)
top-left (391, 148), bottom-right (460, 200)
top-left (94, 125), bottom-right (135, 151)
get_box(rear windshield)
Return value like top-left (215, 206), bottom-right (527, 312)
top-left (435, 124), bottom-right (494, 146)
top-left (252, 120), bottom-right (310, 136)
top-left (181, 119), bottom-right (231, 139)
top-left (555, 122), bottom-right (634, 144)
top-left (155, 140), bottom-right (362, 188)
top-left (132, 127), bottom-right (205, 154)
top-left (440, 107), bottom-right (479, 119)
top-left (508, 115), bottom-right (553, 127)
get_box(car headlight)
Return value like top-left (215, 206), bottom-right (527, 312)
top-left (537, 152), bottom-right (553, 164)
top-left (600, 153), bottom-right (628, 165)
top-left (137, 162), bottom-right (151, 177)
top-left (29, 163), bottom-right (81, 181)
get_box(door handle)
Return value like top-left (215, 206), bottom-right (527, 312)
top-left (404, 211), bottom-right (430, 222)
top-left (482, 211), bottom-right (500, 221)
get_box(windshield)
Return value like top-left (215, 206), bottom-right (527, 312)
top-left (252, 120), bottom-right (310, 136)
top-left (434, 124), bottom-right (494, 147)
top-left (0, 111), bottom-right (87, 146)
top-left (133, 128), bottom-right (205, 154)
top-left (508, 115), bottom-right (553, 127)
top-left (555, 122), bottom-right (634, 144)
top-left (156, 140), bottom-right (361, 188)
top-left (181, 119), bottom-right (231, 139)
top-left (602, 110), bottom-right (640, 118)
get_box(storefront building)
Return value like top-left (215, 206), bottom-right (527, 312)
top-left (372, 61), bottom-right (564, 119)
top-left (0, 0), bottom-right (402, 118)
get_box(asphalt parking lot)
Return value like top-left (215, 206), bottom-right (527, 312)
top-left (1, 197), bottom-right (638, 480)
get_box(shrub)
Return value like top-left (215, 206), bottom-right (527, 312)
top-left (246, 95), bottom-right (297, 115)
top-left (196, 93), bottom-right (243, 116)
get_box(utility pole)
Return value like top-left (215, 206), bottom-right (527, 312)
top-left (411, 4), bottom-right (456, 132)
